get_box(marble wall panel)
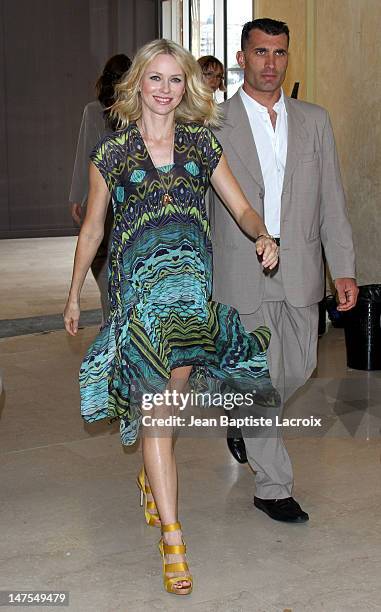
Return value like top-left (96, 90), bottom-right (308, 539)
top-left (316, 0), bottom-right (381, 284)
top-left (255, 0), bottom-right (307, 100)
top-left (255, 0), bottom-right (381, 285)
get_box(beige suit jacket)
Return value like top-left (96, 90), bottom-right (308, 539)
top-left (210, 91), bottom-right (356, 312)
top-left (69, 100), bottom-right (108, 206)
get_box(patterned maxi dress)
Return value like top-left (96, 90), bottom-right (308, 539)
top-left (79, 122), bottom-right (279, 445)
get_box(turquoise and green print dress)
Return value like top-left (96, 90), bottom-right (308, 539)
top-left (79, 122), bottom-right (278, 445)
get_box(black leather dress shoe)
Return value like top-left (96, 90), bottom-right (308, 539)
top-left (254, 497), bottom-right (309, 523)
top-left (227, 426), bottom-right (248, 464)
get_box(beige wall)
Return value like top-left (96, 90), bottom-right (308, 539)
top-left (315, 0), bottom-right (381, 285)
top-left (254, 0), bottom-right (381, 285)
top-left (255, 0), bottom-right (307, 99)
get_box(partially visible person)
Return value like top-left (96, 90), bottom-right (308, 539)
top-left (69, 53), bottom-right (131, 322)
top-left (198, 55), bottom-right (226, 217)
top-left (198, 55), bottom-right (226, 94)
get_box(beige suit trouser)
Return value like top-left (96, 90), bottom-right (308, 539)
top-left (238, 265), bottom-right (319, 499)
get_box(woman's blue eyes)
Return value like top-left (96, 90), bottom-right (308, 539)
top-left (149, 76), bottom-right (183, 83)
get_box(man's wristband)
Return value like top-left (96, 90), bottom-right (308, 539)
top-left (255, 233), bottom-right (277, 243)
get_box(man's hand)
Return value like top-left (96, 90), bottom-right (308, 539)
top-left (71, 202), bottom-right (82, 225)
top-left (335, 278), bottom-right (359, 311)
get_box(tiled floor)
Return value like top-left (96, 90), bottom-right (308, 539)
top-left (0, 237), bottom-right (380, 612)
top-left (0, 237), bottom-right (100, 319)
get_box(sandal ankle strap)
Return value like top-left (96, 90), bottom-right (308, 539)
top-left (164, 561), bottom-right (189, 573)
top-left (162, 542), bottom-right (186, 555)
top-left (161, 521), bottom-right (181, 532)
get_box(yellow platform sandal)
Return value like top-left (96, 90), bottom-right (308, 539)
top-left (159, 521), bottom-right (193, 595)
top-left (137, 467), bottom-right (161, 527)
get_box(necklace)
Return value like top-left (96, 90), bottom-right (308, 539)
top-left (139, 123), bottom-right (175, 206)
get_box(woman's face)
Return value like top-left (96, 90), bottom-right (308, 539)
top-left (201, 63), bottom-right (224, 92)
top-left (140, 53), bottom-right (185, 117)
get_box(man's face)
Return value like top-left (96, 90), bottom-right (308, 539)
top-left (237, 29), bottom-right (289, 95)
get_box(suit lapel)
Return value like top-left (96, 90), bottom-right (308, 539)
top-left (282, 97), bottom-right (308, 191)
top-left (225, 93), bottom-right (264, 190)
top-left (224, 94), bottom-right (308, 199)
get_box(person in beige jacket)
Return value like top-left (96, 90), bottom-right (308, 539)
top-left (210, 18), bottom-right (359, 522)
top-left (69, 54), bottom-right (131, 322)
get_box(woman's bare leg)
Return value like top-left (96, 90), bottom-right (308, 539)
top-left (142, 365), bottom-right (192, 590)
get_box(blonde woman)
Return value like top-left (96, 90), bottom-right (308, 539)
top-left (64, 39), bottom-right (279, 596)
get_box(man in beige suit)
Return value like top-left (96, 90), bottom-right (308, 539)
top-left (210, 18), bottom-right (358, 522)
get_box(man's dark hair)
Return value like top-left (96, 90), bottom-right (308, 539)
top-left (241, 18), bottom-right (290, 50)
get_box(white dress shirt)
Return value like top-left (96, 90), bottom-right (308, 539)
top-left (239, 87), bottom-right (288, 237)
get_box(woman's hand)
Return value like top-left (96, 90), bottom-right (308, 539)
top-left (256, 236), bottom-right (279, 270)
top-left (63, 299), bottom-right (80, 336)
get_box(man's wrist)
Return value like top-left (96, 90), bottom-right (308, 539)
top-left (256, 233), bottom-right (276, 243)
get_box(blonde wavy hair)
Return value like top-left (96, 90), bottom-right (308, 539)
top-left (111, 39), bottom-right (221, 128)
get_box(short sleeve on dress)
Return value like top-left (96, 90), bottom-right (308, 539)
top-left (197, 126), bottom-right (223, 180)
top-left (90, 131), bottom-right (128, 193)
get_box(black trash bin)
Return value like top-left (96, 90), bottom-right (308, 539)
top-left (344, 284), bottom-right (381, 370)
